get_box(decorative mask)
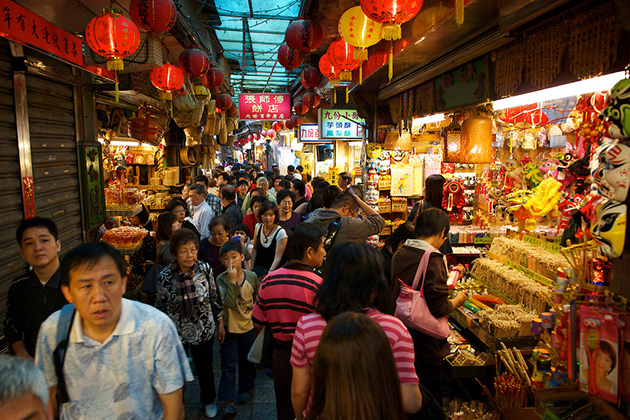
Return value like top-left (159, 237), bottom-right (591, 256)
top-left (591, 200), bottom-right (627, 258)
top-left (600, 78), bottom-right (630, 138)
top-left (364, 188), bottom-right (379, 205)
top-left (592, 140), bottom-right (630, 202)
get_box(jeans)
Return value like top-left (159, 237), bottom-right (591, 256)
top-left (189, 337), bottom-right (216, 405)
top-left (218, 329), bottom-right (257, 402)
top-left (272, 344), bottom-right (294, 420)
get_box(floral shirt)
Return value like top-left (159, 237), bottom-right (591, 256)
top-left (155, 261), bottom-right (223, 345)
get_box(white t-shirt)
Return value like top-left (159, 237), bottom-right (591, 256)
top-left (255, 223), bottom-right (287, 248)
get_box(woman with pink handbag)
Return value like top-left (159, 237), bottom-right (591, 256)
top-left (390, 208), bottom-right (467, 409)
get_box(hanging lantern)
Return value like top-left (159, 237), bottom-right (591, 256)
top-left (278, 43), bottom-right (303, 70)
top-left (318, 53), bottom-right (341, 87)
top-left (129, 0), bottom-right (176, 34)
top-left (328, 38), bottom-right (361, 82)
top-left (178, 47), bottom-right (211, 77)
top-left (228, 103), bottom-right (239, 117)
top-left (247, 134), bottom-right (254, 142)
top-left (290, 115), bottom-right (304, 127)
top-left (285, 119), bottom-right (295, 129)
top-left (293, 102), bottom-right (309, 115)
top-left (301, 65), bottom-right (323, 89)
top-left (303, 92), bottom-right (321, 109)
top-left (460, 118), bottom-right (493, 164)
top-left (360, 0), bottom-right (423, 41)
top-left (216, 94), bottom-right (233, 111)
top-left (202, 67), bottom-right (225, 89)
top-left (267, 129), bottom-right (276, 138)
top-left (285, 16), bottom-right (324, 53)
top-left (253, 133), bottom-right (261, 140)
top-left (338, 6), bottom-right (382, 62)
top-left (441, 119), bottom-right (462, 163)
top-left (272, 122), bottom-right (282, 131)
top-left (276, 120), bottom-right (285, 130)
top-left (150, 63), bottom-right (184, 100)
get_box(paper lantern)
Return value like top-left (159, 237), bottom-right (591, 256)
top-left (202, 67), bottom-right (225, 89)
top-left (129, 0), bottom-right (176, 34)
top-left (267, 129), bottom-right (276, 138)
top-left (360, 0), bottom-right (423, 41)
top-left (278, 43), bottom-right (303, 70)
top-left (290, 115), bottom-right (304, 127)
top-left (460, 118), bottom-right (493, 164)
top-left (247, 134), bottom-right (254, 142)
top-left (328, 38), bottom-right (361, 82)
top-left (261, 129), bottom-right (268, 138)
top-left (178, 47), bottom-right (211, 77)
top-left (285, 17), bottom-right (324, 53)
top-left (150, 63), bottom-right (184, 100)
top-left (285, 119), bottom-right (295, 129)
top-left (318, 53), bottom-right (341, 87)
top-left (216, 94), bottom-right (233, 111)
top-left (301, 66), bottom-right (323, 89)
top-left (293, 102), bottom-right (309, 115)
top-left (441, 120), bottom-right (462, 163)
top-left (253, 133), bottom-right (261, 140)
top-left (228, 103), bottom-right (238, 117)
top-left (302, 92), bottom-right (321, 109)
top-left (85, 10), bottom-right (141, 71)
top-left (276, 120), bottom-right (285, 130)
top-left (338, 6), bottom-right (382, 62)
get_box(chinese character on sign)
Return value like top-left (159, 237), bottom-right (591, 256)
top-left (252, 104), bottom-right (262, 113)
top-left (3, 6), bottom-right (12, 29)
top-left (260, 95), bottom-right (270, 103)
top-left (344, 122), bottom-right (351, 128)
top-left (273, 95), bottom-right (284, 103)
top-left (269, 104), bottom-right (278, 113)
top-left (244, 95), bottom-right (256, 103)
top-left (16, 13), bottom-right (24, 31)
top-left (335, 122), bottom-right (343, 129)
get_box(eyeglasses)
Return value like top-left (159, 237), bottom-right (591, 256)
top-left (178, 248), bottom-right (198, 256)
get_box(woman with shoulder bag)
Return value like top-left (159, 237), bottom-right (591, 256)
top-left (408, 175), bottom-right (453, 255)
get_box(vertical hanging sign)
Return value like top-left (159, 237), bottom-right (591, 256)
top-left (22, 176), bottom-right (35, 218)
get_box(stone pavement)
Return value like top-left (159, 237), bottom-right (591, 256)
top-left (184, 342), bottom-right (279, 420)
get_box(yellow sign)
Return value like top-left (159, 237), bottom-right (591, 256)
top-left (301, 153), bottom-right (314, 175)
top-left (329, 167), bottom-right (339, 186)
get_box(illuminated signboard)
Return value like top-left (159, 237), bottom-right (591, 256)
top-left (318, 109), bottom-right (365, 139)
top-left (298, 124), bottom-right (332, 143)
top-left (238, 94), bottom-right (292, 120)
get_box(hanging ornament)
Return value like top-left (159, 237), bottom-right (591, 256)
top-left (216, 94), bottom-right (233, 111)
top-left (228, 103), bottom-right (239, 117)
top-left (267, 129), bottom-right (276, 139)
top-left (285, 119), bottom-right (295, 129)
top-left (247, 134), bottom-right (254, 142)
top-left (150, 63), bottom-right (184, 101)
top-left (360, 0), bottom-right (423, 41)
top-left (285, 16), bottom-right (324, 53)
top-left (276, 120), bottom-right (285, 130)
top-left (318, 53), bottom-right (341, 87)
top-left (178, 47), bottom-right (211, 77)
top-left (338, 6), bottom-right (382, 62)
top-left (261, 129), bottom-right (268, 138)
top-left (253, 132), bottom-right (261, 141)
top-left (278, 43), bottom-right (303, 70)
top-left (290, 115), bottom-right (304, 127)
top-left (301, 65), bottom-right (323, 89)
top-left (129, 0), bottom-right (176, 34)
top-left (302, 92), bottom-right (321, 109)
top-left (202, 67), bottom-right (225, 90)
top-left (328, 38), bottom-right (361, 82)
top-left (293, 102), bottom-right (309, 115)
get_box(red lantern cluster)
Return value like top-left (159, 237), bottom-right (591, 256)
top-left (216, 94), bottom-right (233, 111)
top-left (285, 119), bottom-right (295, 129)
top-left (129, 0), bottom-right (176, 34)
top-left (285, 17), bottom-right (324, 53)
top-left (328, 38), bottom-right (361, 81)
top-left (301, 65), bottom-right (323, 89)
top-left (85, 10), bottom-right (141, 71)
top-left (302, 92), bottom-right (321, 109)
top-left (293, 102), bottom-right (309, 115)
top-left (150, 63), bottom-right (184, 100)
top-left (202, 68), bottom-right (225, 89)
top-left (228, 103), bottom-right (239, 117)
top-left (178, 47), bottom-right (211, 77)
top-left (278, 43), bottom-right (303, 70)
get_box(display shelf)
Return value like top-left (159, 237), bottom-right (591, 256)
top-left (106, 204), bottom-right (143, 217)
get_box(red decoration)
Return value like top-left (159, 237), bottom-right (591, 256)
top-left (290, 115), bottom-right (304, 127)
top-left (267, 129), bottom-right (276, 138)
top-left (129, 0), bottom-right (176, 34)
top-left (293, 102), bottom-right (309, 115)
top-left (253, 133), bottom-right (261, 140)
top-left (261, 129), bottom-right (268, 138)
top-left (285, 17), bottom-right (324, 53)
top-left (360, 0), bottom-right (423, 41)
top-left (86, 65), bottom-right (115, 80)
top-left (150, 63), bottom-right (184, 100)
top-left (85, 10), bottom-right (141, 71)
top-left (301, 65), bottom-right (323, 89)
top-left (278, 43), bottom-right (303, 70)
top-left (302, 92), bottom-right (321, 109)
top-left (328, 39), bottom-right (361, 82)
top-left (318, 53), bottom-right (341, 87)
top-left (272, 122), bottom-right (281, 131)
top-left (178, 47), bottom-right (211, 77)
top-left (276, 120), bottom-right (285, 130)
top-left (247, 134), bottom-right (254, 142)
top-left (285, 119), bottom-right (295, 129)
top-left (201, 68), bottom-right (225, 89)
top-left (177, 85), bottom-right (187, 95)
top-left (228, 103), bottom-right (239, 116)
top-left (216, 94), bottom-right (233, 110)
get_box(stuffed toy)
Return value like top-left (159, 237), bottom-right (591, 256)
top-left (506, 178), bottom-right (562, 231)
top-left (442, 179), bottom-right (466, 223)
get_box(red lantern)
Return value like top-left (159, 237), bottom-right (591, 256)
top-left (150, 63), bottom-right (184, 100)
top-left (301, 65), bottom-right (323, 89)
top-left (290, 115), bottom-right (304, 127)
top-left (318, 53), bottom-right (341, 87)
top-left (285, 119), bottom-right (295, 129)
top-left (276, 120), bottom-right (285, 130)
top-left (267, 129), bottom-right (276, 138)
top-left (328, 39), bottom-right (361, 82)
top-left (261, 129), bottom-right (268, 138)
top-left (228, 103), bottom-right (238, 117)
top-left (86, 65), bottom-right (115, 80)
top-left (129, 0), bottom-right (176, 34)
top-left (293, 102), bottom-right (309, 115)
top-left (360, 0), bottom-right (423, 41)
top-left (247, 134), bottom-right (254, 142)
top-left (85, 10), bottom-right (141, 71)
top-left (216, 94), bottom-right (233, 111)
top-left (302, 92), bottom-right (321, 109)
top-left (285, 17), bottom-right (324, 53)
top-left (178, 47), bottom-right (211, 77)
top-left (253, 133), bottom-right (261, 141)
top-left (202, 68), bottom-right (225, 89)
top-left (272, 122), bottom-right (280, 131)
top-left (278, 43), bottom-right (303, 70)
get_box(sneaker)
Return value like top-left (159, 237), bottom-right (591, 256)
top-left (204, 402), bottom-right (218, 418)
top-left (237, 391), bottom-right (253, 404)
top-left (221, 403), bottom-right (237, 419)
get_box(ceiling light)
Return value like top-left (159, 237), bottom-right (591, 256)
top-left (492, 71), bottom-right (625, 110)
top-left (412, 113), bottom-right (445, 127)
top-left (110, 139), bottom-right (139, 147)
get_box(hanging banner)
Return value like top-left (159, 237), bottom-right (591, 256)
top-left (0, 0), bottom-right (84, 66)
top-left (238, 93), bottom-right (291, 120)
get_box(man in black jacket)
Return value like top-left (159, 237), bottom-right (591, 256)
top-left (3, 217), bottom-right (66, 360)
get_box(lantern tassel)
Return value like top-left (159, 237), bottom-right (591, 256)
top-left (107, 58), bottom-right (124, 71)
top-left (456, 0), bottom-right (464, 25)
top-left (388, 45), bottom-right (394, 82)
top-left (114, 73), bottom-right (119, 103)
top-left (354, 48), bottom-right (368, 62)
top-left (340, 70), bottom-right (352, 82)
top-left (382, 23), bottom-right (402, 41)
top-left (359, 65), bottom-right (363, 85)
top-left (334, 88), bottom-right (336, 104)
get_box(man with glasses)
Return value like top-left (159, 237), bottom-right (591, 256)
top-left (189, 184), bottom-right (214, 240)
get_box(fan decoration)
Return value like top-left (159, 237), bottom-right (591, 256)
top-left (293, 102), bottom-right (309, 115)
top-left (202, 67), bottom-right (225, 90)
top-left (129, 0), bottom-right (176, 34)
top-left (338, 6), bottom-right (382, 62)
top-left (85, 9), bottom-right (141, 101)
top-left (285, 17), bottom-right (324, 53)
top-left (178, 47), bottom-right (211, 77)
top-left (278, 43), bottom-right (303, 70)
top-left (150, 63), bottom-right (184, 113)
top-left (301, 66), bottom-right (323, 89)
top-left (359, 0), bottom-right (423, 41)
top-left (216, 94), bottom-right (233, 111)
top-left (303, 92), bottom-right (321, 109)
top-left (328, 38), bottom-right (362, 83)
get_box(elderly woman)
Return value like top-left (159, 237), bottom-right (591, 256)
top-left (277, 189), bottom-right (302, 232)
top-left (155, 228), bottom-right (225, 419)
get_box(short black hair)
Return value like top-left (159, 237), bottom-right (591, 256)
top-left (296, 165), bottom-right (304, 172)
top-left (316, 181), bottom-right (330, 190)
top-left (194, 175), bottom-right (209, 186)
top-left (339, 172), bottom-right (352, 182)
top-left (330, 192), bottom-right (356, 211)
top-left (278, 179), bottom-right (291, 189)
top-left (189, 183), bottom-right (206, 196)
top-left (276, 189), bottom-right (295, 204)
top-left (221, 184), bottom-right (236, 201)
top-left (236, 171), bottom-right (248, 181)
top-left (286, 223), bottom-right (325, 261)
top-left (234, 223), bottom-right (250, 237)
top-left (323, 185), bottom-right (342, 208)
top-left (61, 242), bottom-right (126, 287)
top-left (169, 228), bottom-right (200, 258)
top-left (250, 195), bottom-right (268, 209)
top-left (218, 172), bottom-right (229, 181)
top-left (384, 222), bottom-right (415, 251)
top-left (292, 180), bottom-right (306, 197)
top-left (287, 165), bottom-right (295, 172)
top-left (237, 179), bottom-right (249, 188)
top-left (165, 198), bottom-right (187, 213)
top-left (16, 217), bottom-right (59, 244)
top-left (414, 207), bottom-right (450, 238)
top-left (220, 240), bottom-right (243, 256)
top-left (260, 200), bottom-right (279, 222)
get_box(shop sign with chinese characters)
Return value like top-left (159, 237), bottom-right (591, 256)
top-left (238, 94), bottom-right (291, 120)
top-left (318, 109), bottom-right (365, 139)
top-left (0, 0), bottom-right (84, 66)
top-left (298, 124), bottom-right (332, 143)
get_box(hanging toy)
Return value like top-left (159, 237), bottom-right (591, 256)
top-left (599, 78), bottom-right (630, 138)
top-left (592, 140), bottom-right (630, 202)
top-left (591, 200), bottom-right (627, 258)
top-left (506, 178), bottom-right (562, 231)
top-left (442, 179), bottom-right (466, 223)
top-left (557, 194), bottom-right (584, 232)
top-left (521, 161), bottom-right (544, 188)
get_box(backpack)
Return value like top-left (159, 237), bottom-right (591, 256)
top-left (314, 217), bottom-right (342, 277)
top-left (53, 304), bottom-right (76, 404)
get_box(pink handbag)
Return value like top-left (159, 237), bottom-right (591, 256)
top-left (394, 247), bottom-right (450, 339)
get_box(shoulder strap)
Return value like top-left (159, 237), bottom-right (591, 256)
top-left (412, 201), bottom-right (425, 224)
top-left (410, 247), bottom-right (436, 297)
top-left (54, 303), bottom-right (76, 404)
